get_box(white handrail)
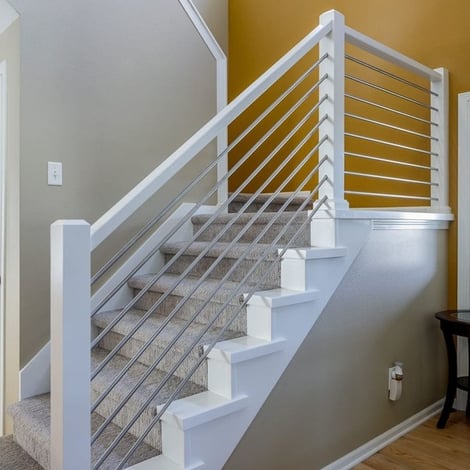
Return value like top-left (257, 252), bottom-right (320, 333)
top-left (90, 21), bottom-right (332, 250)
top-left (178, 0), bottom-right (228, 203)
top-left (345, 25), bottom-right (440, 80)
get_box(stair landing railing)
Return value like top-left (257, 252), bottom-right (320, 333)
top-left (49, 10), bottom-right (448, 470)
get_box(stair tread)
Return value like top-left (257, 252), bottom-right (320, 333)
top-left (160, 241), bottom-right (279, 260)
top-left (93, 309), bottom-right (241, 355)
top-left (91, 348), bottom-right (205, 412)
top-left (8, 393), bottom-right (159, 469)
top-left (191, 210), bottom-right (308, 225)
top-left (128, 272), bottom-right (258, 306)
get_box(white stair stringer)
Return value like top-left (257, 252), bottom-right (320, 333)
top-left (128, 218), bottom-right (372, 469)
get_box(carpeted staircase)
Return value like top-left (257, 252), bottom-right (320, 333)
top-left (8, 194), bottom-right (320, 469)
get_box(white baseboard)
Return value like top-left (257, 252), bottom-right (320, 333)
top-left (321, 398), bottom-right (444, 470)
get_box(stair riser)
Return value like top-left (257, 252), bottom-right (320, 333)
top-left (133, 290), bottom-right (247, 334)
top-left (12, 419), bottom-right (49, 469)
top-left (91, 389), bottom-right (162, 451)
top-left (163, 254), bottom-right (280, 288)
top-left (97, 331), bottom-right (209, 388)
top-left (228, 201), bottom-right (312, 213)
top-left (193, 222), bottom-right (310, 245)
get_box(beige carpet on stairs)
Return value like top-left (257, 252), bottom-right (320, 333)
top-left (0, 435), bottom-right (43, 470)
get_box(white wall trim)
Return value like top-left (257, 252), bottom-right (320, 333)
top-left (19, 343), bottom-right (50, 400)
top-left (0, 60), bottom-right (6, 435)
top-left (372, 219), bottom-right (450, 230)
top-left (0, 1), bottom-right (18, 36)
top-left (321, 399), bottom-right (444, 470)
top-left (456, 92), bottom-right (470, 410)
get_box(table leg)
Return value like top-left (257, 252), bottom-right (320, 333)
top-left (437, 329), bottom-right (457, 428)
top-left (466, 339), bottom-right (470, 417)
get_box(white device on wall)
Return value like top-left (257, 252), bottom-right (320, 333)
top-left (388, 362), bottom-right (403, 401)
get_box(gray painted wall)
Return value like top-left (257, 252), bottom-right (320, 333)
top-left (225, 228), bottom-right (448, 469)
top-left (8, 0), bottom-right (227, 366)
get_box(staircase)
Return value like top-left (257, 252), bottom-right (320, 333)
top-left (8, 8), bottom-right (450, 470)
top-left (9, 195), bottom-right (370, 469)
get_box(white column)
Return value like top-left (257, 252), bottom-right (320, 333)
top-left (216, 57), bottom-right (228, 206)
top-left (431, 67), bottom-right (450, 212)
top-left (51, 220), bottom-right (91, 470)
top-left (318, 10), bottom-right (349, 211)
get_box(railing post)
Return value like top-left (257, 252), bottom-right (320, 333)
top-left (318, 9), bottom-right (349, 212)
top-left (431, 67), bottom-right (450, 212)
top-left (312, 10), bottom-right (349, 248)
top-left (51, 220), bottom-right (91, 470)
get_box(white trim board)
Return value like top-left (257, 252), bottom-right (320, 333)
top-left (0, 1), bottom-right (18, 36)
top-left (321, 399), bottom-right (444, 470)
top-left (0, 60), bottom-right (6, 435)
top-left (456, 92), bottom-right (470, 410)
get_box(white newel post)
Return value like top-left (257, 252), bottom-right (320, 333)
top-left (312, 10), bottom-right (348, 247)
top-left (51, 220), bottom-right (91, 470)
top-left (431, 67), bottom-right (450, 212)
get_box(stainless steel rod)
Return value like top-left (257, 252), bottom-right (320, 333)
top-left (112, 189), bottom-right (330, 470)
top-left (93, 177), bottom-right (329, 470)
top-left (345, 132), bottom-right (438, 156)
top-left (345, 93), bottom-right (438, 126)
top-left (345, 170), bottom-right (438, 186)
top-left (345, 54), bottom-right (438, 96)
top-left (345, 151), bottom-right (437, 171)
top-left (92, 55), bottom-right (328, 285)
top-left (92, 130), bottom-right (327, 403)
top-left (345, 74), bottom-right (438, 111)
top-left (345, 113), bottom-right (437, 141)
top-left (91, 87), bottom-right (328, 316)
top-left (345, 190), bottom-right (437, 201)
top-left (92, 122), bottom-right (327, 366)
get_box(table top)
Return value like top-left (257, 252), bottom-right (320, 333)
top-left (435, 310), bottom-right (470, 324)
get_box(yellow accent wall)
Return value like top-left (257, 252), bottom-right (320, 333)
top-left (228, 0), bottom-right (468, 307)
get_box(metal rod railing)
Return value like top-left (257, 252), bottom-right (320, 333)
top-left (345, 190), bottom-right (437, 201)
top-left (345, 93), bottom-right (437, 126)
top-left (92, 125), bottom-right (327, 395)
top-left (345, 133), bottom-right (437, 156)
top-left (92, 176), bottom-right (329, 470)
top-left (91, 85), bottom-right (327, 316)
top-left (113, 190), bottom-right (329, 470)
top-left (345, 113), bottom-right (437, 141)
top-left (345, 151), bottom-right (437, 171)
top-left (345, 54), bottom-right (438, 96)
top-left (91, 55), bottom-right (328, 286)
top-left (345, 74), bottom-right (437, 111)
top-left (344, 170), bottom-right (438, 186)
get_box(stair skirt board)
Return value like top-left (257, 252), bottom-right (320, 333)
top-left (10, 194), bottom-right (372, 469)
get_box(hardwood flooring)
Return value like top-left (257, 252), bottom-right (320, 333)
top-left (354, 411), bottom-right (470, 469)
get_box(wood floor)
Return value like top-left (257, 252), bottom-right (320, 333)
top-left (354, 411), bottom-right (470, 469)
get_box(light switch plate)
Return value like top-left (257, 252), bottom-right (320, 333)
top-left (48, 161), bottom-right (62, 186)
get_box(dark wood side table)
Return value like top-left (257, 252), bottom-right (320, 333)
top-left (435, 310), bottom-right (470, 428)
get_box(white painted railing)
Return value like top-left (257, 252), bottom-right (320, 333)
top-left (49, 10), bottom-right (449, 469)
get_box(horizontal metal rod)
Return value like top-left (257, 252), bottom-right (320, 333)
top-left (345, 152), bottom-right (438, 171)
top-left (107, 185), bottom-right (330, 470)
top-left (345, 170), bottom-right (438, 186)
top-left (345, 132), bottom-right (438, 156)
top-left (345, 113), bottom-right (437, 141)
top-left (345, 54), bottom-right (438, 96)
top-left (345, 190), bottom-right (437, 201)
top-left (92, 56), bottom-right (328, 285)
top-left (93, 173), bottom-right (329, 468)
top-left (345, 74), bottom-right (438, 111)
top-left (345, 93), bottom-right (438, 126)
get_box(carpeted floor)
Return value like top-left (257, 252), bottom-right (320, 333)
top-left (0, 435), bottom-right (42, 469)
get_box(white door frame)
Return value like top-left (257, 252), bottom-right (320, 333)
top-left (456, 92), bottom-right (470, 409)
top-left (0, 60), bottom-right (6, 435)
